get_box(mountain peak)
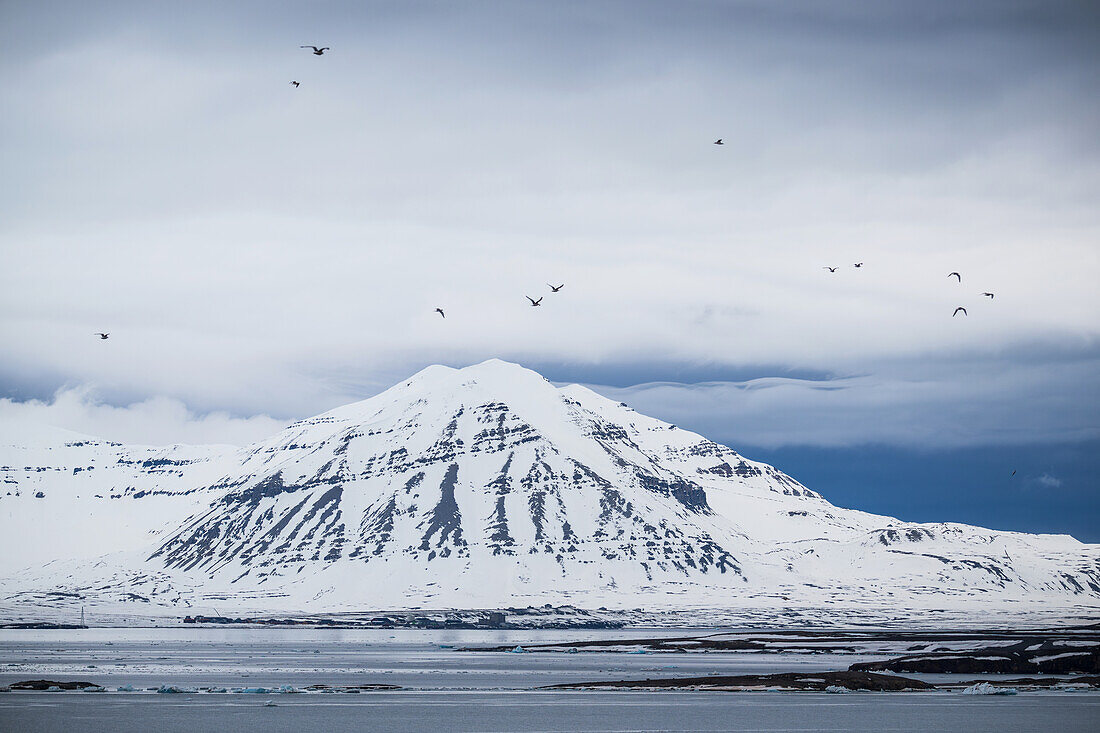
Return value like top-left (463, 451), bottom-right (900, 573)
top-left (4, 358), bottom-right (1098, 617)
top-left (425, 358), bottom-right (549, 384)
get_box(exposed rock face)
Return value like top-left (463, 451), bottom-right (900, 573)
top-left (852, 641), bottom-right (1100, 675)
top-left (1, 359), bottom-right (1099, 614)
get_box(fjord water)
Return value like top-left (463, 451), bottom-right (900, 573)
top-left (4, 690), bottom-right (1098, 733)
top-left (1, 628), bottom-right (1097, 732)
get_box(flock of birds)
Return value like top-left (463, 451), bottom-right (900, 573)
top-left (819, 264), bottom-right (996, 318)
top-left (91, 45), bottom-right (996, 342)
top-left (430, 284), bottom-right (563, 320)
top-left (291, 46), bottom-right (566, 323)
top-left (288, 45), bottom-right (567, 319)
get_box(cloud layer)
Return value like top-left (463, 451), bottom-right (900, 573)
top-left (588, 354), bottom-right (1100, 449)
top-left (1, 1), bottom-right (1097, 448)
top-left (0, 387), bottom-right (286, 446)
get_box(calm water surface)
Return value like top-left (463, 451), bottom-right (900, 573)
top-left (1, 628), bottom-right (1096, 732)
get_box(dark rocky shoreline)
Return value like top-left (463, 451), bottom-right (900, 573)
top-left (12, 673), bottom-right (1096, 695)
top-left (851, 639), bottom-right (1100, 675)
top-left (544, 670), bottom-right (935, 692)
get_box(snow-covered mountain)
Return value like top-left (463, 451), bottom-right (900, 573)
top-left (2, 359), bottom-right (1098, 621)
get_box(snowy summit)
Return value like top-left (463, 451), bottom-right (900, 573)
top-left (1, 359), bottom-right (1097, 620)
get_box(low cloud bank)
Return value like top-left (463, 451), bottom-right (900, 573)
top-left (587, 358), bottom-right (1100, 450)
top-left (0, 353), bottom-right (1096, 451)
top-left (0, 387), bottom-right (288, 446)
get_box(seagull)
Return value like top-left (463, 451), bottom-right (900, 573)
top-left (953, 307), bottom-right (967, 317)
top-left (435, 308), bottom-right (445, 319)
top-left (526, 296), bottom-right (543, 307)
top-left (981, 292), bottom-right (994, 299)
top-left (94, 332), bottom-right (109, 340)
top-left (1011, 470), bottom-right (1016, 476)
top-left (548, 283), bottom-right (564, 292)
top-left (853, 263), bottom-right (863, 268)
top-left (948, 272), bottom-right (961, 282)
top-left (823, 266), bottom-right (838, 273)
top-left (300, 46), bottom-right (330, 55)
top-left (713, 139), bottom-right (723, 145)
top-left (290, 81), bottom-right (300, 88)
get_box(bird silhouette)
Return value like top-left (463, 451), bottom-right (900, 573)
top-left (953, 307), bottom-right (967, 317)
top-left (548, 283), bottom-right (564, 292)
top-left (1011, 470), bottom-right (1017, 476)
top-left (981, 292), bottom-right (994, 299)
top-left (948, 272), bottom-right (961, 282)
top-left (527, 296), bottom-right (543, 307)
top-left (853, 263), bottom-right (863, 268)
top-left (301, 46), bottom-right (330, 55)
top-left (94, 333), bottom-right (109, 340)
top-left (435, 308), bottom-right (445, 319)
top-left (713, 139), bottom-right (723, 145)
top-left (290, 81), bottom-right (300, 87)
top-left (823, 266), bottom-right (838, 273)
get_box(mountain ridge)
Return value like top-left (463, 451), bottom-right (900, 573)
top-left (1, 359), bottom-right (1097, 621)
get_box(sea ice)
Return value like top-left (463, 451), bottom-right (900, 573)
top-left (961, 682), bottom-right (1017, 696)
top-left (156, 685), bottom-right (195, 694)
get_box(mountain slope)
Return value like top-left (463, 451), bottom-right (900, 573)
top-left (1, 360), bottom-right (1097, 619)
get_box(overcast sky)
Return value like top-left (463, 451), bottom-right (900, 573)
top-left (1, 1), bottom-right (1098, 534)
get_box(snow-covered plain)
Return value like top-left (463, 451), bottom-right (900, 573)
top-left (1, 360), bottom-right (1097, 624)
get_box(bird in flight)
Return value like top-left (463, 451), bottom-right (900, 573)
top-left (823, 266), bottom-right (838, 273)
top-left (853, 263), bottom-right (863, 268)
top-left (981, 292), bottom-right (994, 299)
top-left (301, 46), bottom-right (330, 55)
top-left (1011, 470), bottom-right (1017, 477)
top-left (435, 308), bottom-right (445, 319)
top-left (290, 81), bottom-right (300, 88)
top-left (713, 139), bottom-right (723, 145)
top-left (527, 296), bottom-right (543, 307)
top-left (948, 272), bottom-right (961, 282)
top-left (548, 283), bottom-right (564, 292)
top-left (94, 332), bottom-right (109, 340)
top-left (953, 307), bottom-right (967, 317)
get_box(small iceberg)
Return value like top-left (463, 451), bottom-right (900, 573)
top-left (236, 687), bottom-right (272, 694)
top-left (156, 685), bottom-right (195, 694)
top-left (274, 685), bottom-right (304, 694)
top-left (83, 686), bottom-right (107, 693)
top-left (962, 682), bottom-right (1017, 696)
top-left (824, 686), bottom-right (851, 694)
top-left (509, 646), bottom-right (528, 654)
top-left (627, 649), bottom-right (647, 655)
top-left (116, 685), bottom-right (135, 692)
top-left (566, 648), bottom-right (579, 654)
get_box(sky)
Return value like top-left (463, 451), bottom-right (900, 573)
top-left (1, 1), bottom-right (1098, 539)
